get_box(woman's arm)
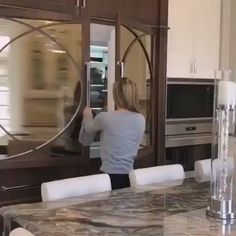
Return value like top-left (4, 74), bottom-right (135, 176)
top-left (83, 107), bottom-right (104, 133)
top-left (79, 119), bottom-right (96, 146)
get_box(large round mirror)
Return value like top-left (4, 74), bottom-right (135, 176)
top-left (0, 18), bottom-right (83, 158)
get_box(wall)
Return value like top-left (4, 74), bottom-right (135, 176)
top-left (8, 23), bottom-right (28, 131)
top-left (120, 26), bottom-right (146, 99)
top-left (228, 0), bottom-right (236, 69)
top-left (220, 0), bottom-right (236, 70)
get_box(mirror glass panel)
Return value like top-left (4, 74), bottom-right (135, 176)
top-left (0, 18), bottom-right (82, 157)
top-left (120, 25), bottom-right (152, 147)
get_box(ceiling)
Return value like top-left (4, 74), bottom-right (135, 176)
top-left (90, 24), bottom-right (115, 47)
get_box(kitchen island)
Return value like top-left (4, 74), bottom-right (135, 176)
top-left (1, 178), bottom-right (235, 235)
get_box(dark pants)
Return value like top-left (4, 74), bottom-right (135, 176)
top-left (108, 174), bottom-right (130, 190)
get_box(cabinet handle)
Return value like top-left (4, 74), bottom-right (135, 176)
top-left (1, 184), bottom-right (39, 192)
top-left (86, 62), bottom-right (91, 106)
top-left (194, 59), bottom-right (197, 73)
top-left (76, 0), bottom-right (80, 8)
top-left (117, 61), bottom-right (124, 77)
top-left (190, 60), bottom-right (193, 74)
top-left (121, 62), bottom-right (124, 77)
top-left (82, 0), bottom-right (86, 8)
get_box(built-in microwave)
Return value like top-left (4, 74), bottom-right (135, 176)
top-left (166, 79), bottom-right (214, 121)
top-left (166, 79), bottom-right (214, 148)
top-left (166, 80), bottom-right (214, 119)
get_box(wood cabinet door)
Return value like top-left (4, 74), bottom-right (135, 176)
top-left (193, 0), bottom-right (221, 79)
top-left (119, 0), bottom-right (139, 20)
top-left (85, 0), bottom-right (118, 19)
top-left (0, 0), bottom-right (77, 14)
top-left (117, 17), bottom-right (168, 165)
top-left (167, 0), bottom-right (194, 78)
top-left (117, 19), bottom-right (156, 160)
top-left (136, 0), bottom-right (159, 24)
top-left (0, 15), bottom-right (89, 158)
top-left (119, 0), bottom-right (159, 25)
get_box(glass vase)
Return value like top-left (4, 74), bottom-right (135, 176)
top-left (207, 70), bottom-right (236, 219)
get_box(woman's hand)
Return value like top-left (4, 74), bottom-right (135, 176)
top-left (83, 107), bottom-right (93, 120)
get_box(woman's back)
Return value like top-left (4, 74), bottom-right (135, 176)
top-left (80, 77), bottom-right (146, 189)
top-left (98, 111), bottom-right (145, 174)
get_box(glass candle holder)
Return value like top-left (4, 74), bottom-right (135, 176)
top-left (207, 70), bottom-right (236, 219)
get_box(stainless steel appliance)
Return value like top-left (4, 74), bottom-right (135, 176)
top-left (166, 119), bottom-right (212, 147)
top-left (166, 78), bottom-right (214, 148)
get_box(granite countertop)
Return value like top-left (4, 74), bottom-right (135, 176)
top-left (1, 178), bottom-right (236, 236)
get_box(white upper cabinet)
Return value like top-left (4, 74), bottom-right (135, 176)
top-left (193, 0), bottom-right (221, 79)
top-left (167, 0), bottom-right (194, 78)
top-left (167, 0), bottom-right (221, 79)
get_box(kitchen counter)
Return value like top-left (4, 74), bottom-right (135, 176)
top-left (1, 178), bottom-right (235, 236)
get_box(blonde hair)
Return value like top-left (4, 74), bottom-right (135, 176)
top-left (113, 77), bottom-right (139, 113)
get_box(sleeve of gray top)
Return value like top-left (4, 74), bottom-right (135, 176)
top-left (79, 119), bottom-right (96, 146)
top-left (84, 112), bottom-right (104, 133)
top-left (138, 115), bottom-right (146, 143)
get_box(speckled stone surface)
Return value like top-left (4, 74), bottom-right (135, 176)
top-left (1, 178), bottom-right (236, 236)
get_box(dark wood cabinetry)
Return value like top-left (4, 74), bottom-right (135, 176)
top-left (0, 167), bottom-right (78, 206)
top-left (166, 144), bottom-right (211, 171)
top-left (119, 0), bottom-right (159, 24)
top-left (0, 0), bottom-right (76, 13)
top-left (0, 0), bottom-right (168, 207)
top-left (136, 0), bottom-right (159, 24)
top-left (0, 0), bottom-right (162, 24)
top-left (85, 0), bottom-right (118, 20)
top-left (0, 156), bottom-right (82, 206)
top-left (0, 0), bottom-right (78, 20)
top-left (119, 0), bottom-right (139, 20)
top-left (86, 0), bottom-right (160, 24)
top-left (0, 147), bottom-right (153, 207)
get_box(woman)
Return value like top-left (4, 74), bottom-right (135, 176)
top-left (79, 77), bottom-right (145, 190)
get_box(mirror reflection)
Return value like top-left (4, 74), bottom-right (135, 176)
top-left (90, 23), bottom-right (115, 113)
top-left (88, 23), bottom-right (115, 158)
top-left (0, 19), bottom-right (153, 158)
top-left (0, 18), bottom-right (82, 157)
top-left (120, 26), bottom-right (152, 146)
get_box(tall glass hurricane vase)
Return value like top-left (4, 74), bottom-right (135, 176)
top-left (207, 70), bottom-right (236, 219)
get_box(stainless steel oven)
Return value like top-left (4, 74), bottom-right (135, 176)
top-left (166, 119), bottom-right (213, 147)
top-left (166, 78), bottom-right (214, 148)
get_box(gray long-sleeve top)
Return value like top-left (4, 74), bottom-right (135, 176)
top-left (79, 111), bottom-right (145, 174)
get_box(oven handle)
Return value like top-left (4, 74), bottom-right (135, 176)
top-left (166, 134), bottom-right (213, 148)
top-left (166, 135), bottom-right (212, 141)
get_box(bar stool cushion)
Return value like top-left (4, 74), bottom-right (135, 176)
top-left (194, 159), bottom-right (211, 182)
top-left (129, 164), bottom-right (185, 187)
top-left (41, 173), bottom-right (111, 202)
top-left (10, 228), bottom-right (34, 236)
top-left (194, 158), bottom-right (234, 182)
